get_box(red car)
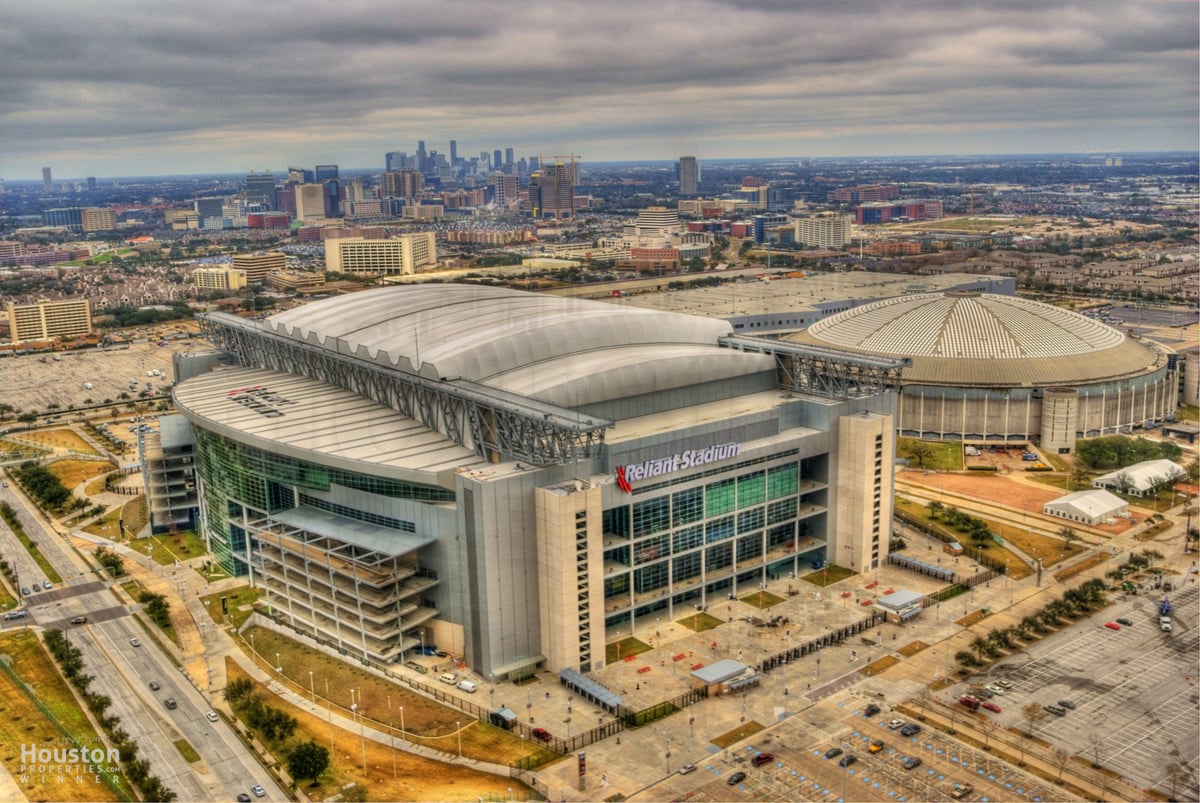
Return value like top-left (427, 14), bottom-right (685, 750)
top-left (751, 752), bottom-right (775, 767)
top-left (531, 728), bottom-right (552, 742)
top-left (981, 701), bottom-right (1002, 713)
top-left (1104, 622), bottom-right (1122, 630)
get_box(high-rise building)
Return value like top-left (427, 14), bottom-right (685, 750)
top-left (42, 167), bottom-right (53, 193)
top-left (7, 298), bottom-right (92, 344)
top-left (379, 169), bottom-right (424, 199)
top-left (494, 150), bottom-right (503, 172)
top-left (679, 156), bottom-right (699, 196)
top-left (193, 267), bottom-right (248, 291)
top-left (315, 164), bottom-right (339, 181)
top-left (530, 161), bottom-right (576, 219)
top-left (245, 172), bottom-right (276, 210)
top-left (449, 140), bottom-right (458, 165)
top-left (417, 141), bottom-right (427, 172)
top-left (324, 233), bottom-right (437, 275)
top-left (195, 197), bottom-right (225, 220)
top-left (86, 176), bottom-right (97, 191)
top-left (386, 151), bottom-right (407, 172)
top-left (81, 207), bottom-right (118, 232)
top-left (294, 184), bottom-right (327, 220)
top-left (489, 173), bottom-right (518, 206)
top-left (794, 213), bottom-right (853, 249)
top-left (505, 147), bottom-right (514, 167)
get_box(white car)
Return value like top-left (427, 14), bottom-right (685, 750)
top-left (887, 718), bottom-right (905, 730)
top-left (206, 711), bottom-right (219, 722)
top-left (985, 685), bottom-right (1005, 696)
top-left (130, 637), bottom-right (141, 647)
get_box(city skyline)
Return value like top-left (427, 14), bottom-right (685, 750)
top-left (1, 0), bottom-right (1197, 180)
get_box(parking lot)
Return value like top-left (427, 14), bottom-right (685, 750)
top-left (946, 584), bottom-right (1199, 800)
top-left (663, 702), bottom-right (1066, 802)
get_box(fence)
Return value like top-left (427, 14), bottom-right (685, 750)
top-left (758, 611), bottom-right (883, 674)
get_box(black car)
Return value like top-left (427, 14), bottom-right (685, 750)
top-left (901, 756), bottom-right (922, 770)
top-left (900, 723), bottom-right (922, 737)
top-left (1058, 700), bottom-right (1076, 710)
top-left (1116, 617), bottom-right (1134, 626)
top-left (864, 703), bottom-right (881, 717)
top-left (838, 754), bottom-right (858, 768)
top-left (149, 681), bottom-right (161, 691)
top-left (237, 795), bottom-right (252, 803)
top-left (824, 747), bottom-right (844, 760)
top-left (727, 771), bottom-right (746, 786)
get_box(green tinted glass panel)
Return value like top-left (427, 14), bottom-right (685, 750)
top-left (767, 464), bottom-right (797, 499)
top-left (737, 472), bottom-right (765, 508)
top-left (705, 478), bottom-right (736, 517)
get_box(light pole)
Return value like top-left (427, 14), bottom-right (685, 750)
top-left (309, 670), bottom-right (315, 705)
top-left (249, 633), bottom-right (256, 666)
top-left (399, 706), bottom-right (405, 741)
top-left (457, 720), bottom-right (463, 758)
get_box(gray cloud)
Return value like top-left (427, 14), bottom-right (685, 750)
top-left (0, 0), bottom-right (1195, 178)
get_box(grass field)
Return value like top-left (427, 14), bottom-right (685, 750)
top-left (172, 738), bottom-right (200, 763)
top-left (677, 611), bottom-right (723, 633)
top-left (238, 626), bottom-right (541, 767)
top-left (0, 630), bottom-right (128, 802)
top-left (83, 506), bottom-right (123, 539)
top-left (225, 661), bottom-right (537, 802)
top-left (800, 564), bottom-right (855, 586)
top-left (897, 438), bottom-right (963, 471)
top-left (47, 459), bottom-right (112, 490)
top-left (200, 585), bottom-right (262, 629)
top-left (894, 497), bottom-right (1036, 579)
top-left (137, 530), bottom-right (208, 565)
top-left (19, 429), bottom-right (98, 455)
top-left (605, 637), bottom-right (652, 665)
top-left (0, 438), bottom-right (50, 458)
top-left (711, 721), bottom-right (765, 749)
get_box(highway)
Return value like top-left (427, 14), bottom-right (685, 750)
top-left (0, 482), bottom-right (285, 801)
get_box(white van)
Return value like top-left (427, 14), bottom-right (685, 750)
top-left (439, 673), bottom-right (457, 685)
top-left (456, 680), bottom-right (477, 693)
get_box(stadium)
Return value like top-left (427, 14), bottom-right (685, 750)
top-left (784, 291), bottom-right (1179, 453)
top-left (175, 284), bottom-right (902, 680)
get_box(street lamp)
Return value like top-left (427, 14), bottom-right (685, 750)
top-left (457, 720), bottom-right (463, 758)
top-left (309, 670), bottom-right (315, 704)
top-left (399, 706), bottom-right (405, 741)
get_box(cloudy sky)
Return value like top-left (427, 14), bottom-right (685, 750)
top-left (1, 0), bottom-right (1196, 179)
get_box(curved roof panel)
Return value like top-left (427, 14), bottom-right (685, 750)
top-left (265, 285), bottom-right (773, 404)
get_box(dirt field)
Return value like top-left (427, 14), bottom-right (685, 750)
top-left (47, 459), bottom-right (113, 490)
top-left (902, 469), bottom-right (1063, 516)
top-left (225, 661), bottom-right (535, 802)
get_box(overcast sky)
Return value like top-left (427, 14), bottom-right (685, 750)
top-left (1, 0), bottom-right (1196, 180)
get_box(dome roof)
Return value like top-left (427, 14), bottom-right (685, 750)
top-left (789, 292), bottom-right (1163, 386)
top-left (264, 284), bottom-right (774, 406)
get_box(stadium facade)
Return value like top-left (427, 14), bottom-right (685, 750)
top-left (176, 285), bottom-right (902, 680)
top-left (786, 291), bottom-right (1179, 452)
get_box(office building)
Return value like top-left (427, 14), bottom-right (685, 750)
top-left (324, 234), bottom-right (436, 275)
top-left (315, 165), bottom-right (339, 181)
top-left (294, 184), bottom-right (327, 221)
top-left (831, 184), bottom-right (900, 203)
top-left (43, 207), bottom-right (84, 229)
top-left (7, 298), bottom-right (93, 344)
top-left (489, 173), bottom-right (518, 206)
top-left (505, 147), bottom-right (514, 167)
top-left (232, 251), bottom-right (286, 284)
top-left (855, 201), bottom-right (942, 224)
top-left (193, 267), bottom-right (249, 291)
top-left (195, 197), bottom-right (226, 220)
top-left (794, 213), bottom-right (853, 249)
top-left (246, 172), bottom-right (276, 210)
top-left (86, 177), bottom-right (97, 191)
top-left (81, 207), bottom-right (118, 232)
top-left (42, 167), bottom-right (52, 193)
top-left (386, 151), bottom-right (407, 172)
top-left (417, 141), bottom-right (427, 172)
top-left (449, 140), bottom-right (458, 165)
top-left (679, 156), bottom-right (699, 196)
top-left (183, 285), bottom-right (899, 676)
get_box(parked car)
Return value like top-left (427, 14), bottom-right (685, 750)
top-left (751, 752), bottom-right (775, 767)
top-left (958, 695), bottom-right (981, 711)
top-left (42, 580), bottom-right (52, 589)
top-left (887, 718), bottom-right (905, 730)
top-left (838, 754), bottom-right (858, 768)
top-left (456, 680), bottom-right (477, 693)
top-left (31, 583), bottom-right (40, 592)
top-left (868, 739), bottom-right (884, 753)
top-left (951, 782), bottom-right (975, 800)
top-left (727, 771), bottom-right (746, 786)
top-left (1104, 621), bottom-right (1122, 631)
top-left (901, 756), bottom-right (922, 770)
top-left (1058, 700), bottom-right (1076, 710)
top-left (1044, 704), bottom-right (1067, 716)
top-left (531, 728), bottom-right (552, 742)
top-left (20, 587), bottom-right (30, 596)
top-left (981, 701), bottom-right (1002, 713)
top-left (1116, 617), bottom-right (1134, 626)
top-left (678, 763), bottom-right (697, 775)
top-left (824, 747), bottom-right (844, 760)
top-left (438, 673), bottom-right (457, 685)
top-left (149, 681), bottom-right (160, 690)
top-left (994, 679), bottom-right (1013, 689)
top-left (985, 685), bottom-right (1005, 696)
top-left (900, 724), bottom-right (922, 737)
top-left (129, 637), bottom-right (141, 647)
top-left (237, 795), bottom-right (252, 802)
top-left (864, 703), bottom-right (880, 717)
top-left (70, 616), bottom-right (88, 625)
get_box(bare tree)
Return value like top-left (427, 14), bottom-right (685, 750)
top-left (1019, 703), bottom-right (1047, 767)
top-left (1052, 747), bottom-right (1071, 784)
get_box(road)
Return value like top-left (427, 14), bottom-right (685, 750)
top-left (0, 482), bottom-right (285, 801)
